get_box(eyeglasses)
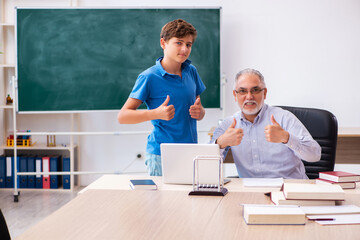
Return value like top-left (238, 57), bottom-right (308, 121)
top-left (234, 87), bottom-right (265, 96)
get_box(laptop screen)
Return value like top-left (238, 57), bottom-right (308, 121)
top-left (160, 143), bottom-right (222, 185)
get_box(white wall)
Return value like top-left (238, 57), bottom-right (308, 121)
top-left (1, 0), bottom-right (360, 185)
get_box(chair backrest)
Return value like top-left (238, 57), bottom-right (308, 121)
top-left (278, 106), bottom-right (338, 179)
top-left (0, 209), bottom-right (11, 240)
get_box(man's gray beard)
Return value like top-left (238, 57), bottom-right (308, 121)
top-left (241, 102), bottom-right (263, 115)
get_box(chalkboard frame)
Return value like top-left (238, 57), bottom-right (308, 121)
top-left (16, 7), bottom-right (221, 113)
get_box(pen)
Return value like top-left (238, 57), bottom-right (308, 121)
top-left (310, 218), bottom-right (335, 221)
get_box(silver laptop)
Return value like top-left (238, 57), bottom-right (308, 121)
top-left (161, 143), bottom-right (223, 185)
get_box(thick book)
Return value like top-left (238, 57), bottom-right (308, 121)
top-left (35, 156), bottom-right (43, 189)
top-left (316, 178), bottom-right (356, 189)
top-left (319, 171), bottom-right (360, 183)
top-left (270, 191), bottom-right (336, 206)
top-left (282, 183), bottom-right (345, 200)
top-left (242, 204), bottom-right (306, 225)
top-left (0, 155), bottom-right (6, 188)
top-left (42, 156), bottom-right (50, 189)
top-left (50, 155), bottom-right (62, 189)
top-left (19, 155), bottom-right (28, 188)
top-left (63, 157), bottom-right (71, 189)
top-left (27, 156), bottom-right (36, 188)
top-left (129, 179), bottom-right (157, 190)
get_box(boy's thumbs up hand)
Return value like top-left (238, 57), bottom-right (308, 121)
top-left (156, 95), bottom-right (175, 121)
top-left (216, 118), bottom-right (244, 149)
top-left (189, 97), bottom-right (205, 120)
top-left (264, 115), bottom-right (289, 143)
top-left (161, 95), bottom-right (170, 106)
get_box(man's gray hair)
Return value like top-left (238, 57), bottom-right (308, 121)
top-left (233, 68), bottom-right (266, 90)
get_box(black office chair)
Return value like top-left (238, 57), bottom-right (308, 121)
top-left (278, 106), bottom-right (338, 179)
top-left (0, 209), bottom-right (11, 240)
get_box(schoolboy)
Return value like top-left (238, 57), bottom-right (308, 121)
top-left (117, 19), bottom-right (206, 176)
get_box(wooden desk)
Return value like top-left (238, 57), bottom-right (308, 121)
top-left (78, 174), bottom-right (333, 194)
top-left (16, 176), bottom-right (360, 240)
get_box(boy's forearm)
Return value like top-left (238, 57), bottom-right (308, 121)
top-left (117, 109), bottom-right (159, 124)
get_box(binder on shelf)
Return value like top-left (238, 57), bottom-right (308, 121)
top-left (27, 155), bottom-right (36, 188)
top-left (5, 156), bottom-right (19, 188)
top-left (50, 155), bottom-right (62, 189)
top-left (63, 157), bottom-right (71, 189)
top-left (42, 156), bottom-right (50, 189)
top-left (19, 155), bottom-right (28, 188)
top-left (0, 155), bottom-right (6, 188)
top-left (35, 156), bottom-right (43, 189)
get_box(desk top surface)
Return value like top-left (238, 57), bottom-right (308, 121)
top-left (78, 174), bottom-right (360, 194)
top-left (17, 175), bottom-right (360, 240)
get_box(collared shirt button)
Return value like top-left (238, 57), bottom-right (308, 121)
top-left (253, 140), bottom-right (256, 143)
top-left (256, 169), bottom-right (260, 172)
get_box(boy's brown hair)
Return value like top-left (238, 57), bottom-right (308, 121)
top-left (160, 19), bottom-right (197, 42)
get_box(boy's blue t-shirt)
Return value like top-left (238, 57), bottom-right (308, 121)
top-left (129, 57), bottom-right (206, 155)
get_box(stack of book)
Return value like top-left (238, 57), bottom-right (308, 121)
top-left (270, 182), bottom-right (345, 206)
top-left (243, 204), bottom-right (306, 225)
top-left (316, 171), bottom-right (360, 189)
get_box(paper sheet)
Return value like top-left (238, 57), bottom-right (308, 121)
top-left (308, 214), bottom-right (360, 225)
top-left (300, 205), bottom-right (360, 215)
top-left (242, 178), bottom-right (284, 187)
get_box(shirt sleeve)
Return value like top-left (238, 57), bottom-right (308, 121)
top-left (282, 111), bottom-right (322, 163)
top-left (191, 66), bottom-right (206, 96)
top-left (210, 117), bottom-right (234, 160)
top-left (129, 74), bottom-right (149, 102)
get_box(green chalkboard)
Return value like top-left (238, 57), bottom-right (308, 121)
top-left (16, 8), bottom-right (220, 112)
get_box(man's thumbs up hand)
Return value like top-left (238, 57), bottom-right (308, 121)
top-left (264, 115), bottom-right (289, 143)
top-left (270, 114), bottom-right (281, 126)
top-left (216, 118), bottom-right (244, 149)
top-left (229, 118), bottom-right (237, 128)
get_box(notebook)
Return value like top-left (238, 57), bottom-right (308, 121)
top-left (161, 143), bottom-right (223, 185)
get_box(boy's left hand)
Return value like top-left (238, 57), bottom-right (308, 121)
top-left (189, 97), bottom-right (205, 120)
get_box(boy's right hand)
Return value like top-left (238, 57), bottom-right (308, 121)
top-left (216, 118), bottom-right (244, 149)
top-left (156, 95), bottom-right (175, 121)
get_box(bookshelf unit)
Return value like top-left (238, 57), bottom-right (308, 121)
top-left (0, 0), bottom-right (80, 201)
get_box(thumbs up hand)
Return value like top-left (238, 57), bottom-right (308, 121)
top-left (155, 95), bottom-right (175, 121)
top-left (216, 118), bottom-right (244, 149)
top-left (189, 97), bottom-right (205, 120)
top-left (264, 115), bottom-right (289, 143)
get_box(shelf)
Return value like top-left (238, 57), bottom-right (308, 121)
top-left (0, 105), bottom-right (13, 109)
top-left (338, 127), bottom-right (360, 137)
top-left (0, 64), bottom-right (15, 68)
top-left (1, 143), bottom-right (78, 150)
top-left (0, 187), bottom-right (72, 192)
top-left (0, 23), bottom-right (14, 27)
